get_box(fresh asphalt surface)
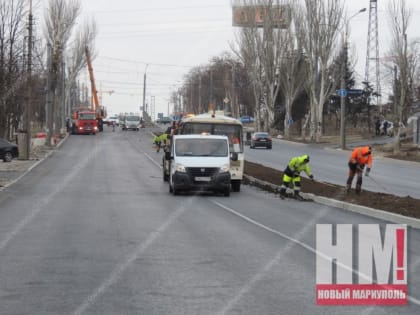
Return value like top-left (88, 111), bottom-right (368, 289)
top-left (0, 126), bottom-right (419, 314)
top-left (245, 137), bottom-right (420, 199)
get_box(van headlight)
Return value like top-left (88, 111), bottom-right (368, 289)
top-left (175, 163), bottom-right (186, 173)
top-left (220, 164), bottom-right (230, 173)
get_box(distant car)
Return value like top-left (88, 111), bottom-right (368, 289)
top-left (123, 115), bottom-right (141, 131)
top-left (108, 116), bottom-right (119, 126)
top-left (0, 138), bottom-right (19, 162)
top-left (240, 116), bottom-right (255, 124)
top-left (250, 132), bottom-right (272, 149)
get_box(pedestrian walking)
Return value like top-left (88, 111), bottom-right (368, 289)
top-left (382, 120), bottom-right (389, 136)
top-left (375, 118), bottom-right (381, 136)
top-left (346, 145), bottom-right (373, 194)
top-left (279, 154), bottom-right (314, 200)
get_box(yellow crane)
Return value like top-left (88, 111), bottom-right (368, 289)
top-left (85, 46), bottom-right (106, 131)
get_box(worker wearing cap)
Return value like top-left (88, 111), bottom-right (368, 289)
top-left (279, 154), bottom-right (314, 200)
top-left (346, 145), bottom-right (373, 194)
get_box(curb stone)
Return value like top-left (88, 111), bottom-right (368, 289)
top-left (244, 174), bottom-right (420, 230)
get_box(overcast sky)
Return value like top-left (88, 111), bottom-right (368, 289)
top-left (37, 0), bottom-right (420, 118)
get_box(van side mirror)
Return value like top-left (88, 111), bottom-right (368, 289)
top-left (230, 152), bottom-right (238, 161)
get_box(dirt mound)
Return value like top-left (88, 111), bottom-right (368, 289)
top-left (244, 161), bottom-right (420, 219)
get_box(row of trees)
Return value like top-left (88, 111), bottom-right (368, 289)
top-left (173, 0), bottom-right (420, 150)
top-left (0, 0), bottom-right (96, 146)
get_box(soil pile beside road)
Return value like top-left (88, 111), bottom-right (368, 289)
top-left (244, 160), bottom-right (420, 219)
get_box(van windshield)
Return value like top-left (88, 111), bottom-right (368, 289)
top-left (79, 113), bottom-right (96, 120)
top-left (175, 139), bottom-right (228, 157)
top-left (179, 123), bottom-right (243, 152)
top-left (126, 116), bottom-right (140, 121)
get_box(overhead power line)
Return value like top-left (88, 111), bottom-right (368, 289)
top-left (91, 5), bottom-right (227, 14)
top-left (98, 56), bottom-right (194, 68)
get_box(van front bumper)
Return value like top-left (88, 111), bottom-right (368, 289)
top-left (173, 171), bottom-right (231, 192)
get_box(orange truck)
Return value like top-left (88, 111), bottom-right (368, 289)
top-left (71, 110), bottom-right (99, 135)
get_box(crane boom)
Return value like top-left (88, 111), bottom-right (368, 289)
top-left (85, 46), bottom-right (100, 111)
top-left (85, 46), bottom-right (106, 132)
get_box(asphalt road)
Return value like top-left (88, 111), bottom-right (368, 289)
top-left (0, 126), bottom-right (419, 314)
top-left (245, 138), bottom-right (420, 199)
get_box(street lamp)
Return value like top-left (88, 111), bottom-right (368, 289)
top-left (340, 8), bottom-right (366, 150)
top-left (142, 64), bottom-right (149, 119)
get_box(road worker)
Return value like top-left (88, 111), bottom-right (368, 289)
top-left (153, 133), bottom-right (162, 153)
top-left (279, 154), bottom-right (314, 200)
top-left (160, 132), bottom-right (169, 151)
top-left (346, 145), bottom-right (373, 194)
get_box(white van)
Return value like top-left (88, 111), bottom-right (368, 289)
top-left (165, 134), bottom-right (236, 196)
top-left (123, 114), bottom-right (141, 130)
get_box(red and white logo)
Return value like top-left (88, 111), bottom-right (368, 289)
top-left (316, 224), bottom-right (407, 305)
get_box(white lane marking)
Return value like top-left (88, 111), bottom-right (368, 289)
top-left (210, 200), bottom-right (420, 313)
top-left (143, 151), bottom-right (163, 168)
top-left (73, 199), bottom-right (191, 315)
top-left (0, 145), bottom-right (99, 252)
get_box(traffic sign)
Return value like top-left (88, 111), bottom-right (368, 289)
top-left (338, 89), bottom-right (347, 97)
top-left (347, 89), bottom-right (364, 95)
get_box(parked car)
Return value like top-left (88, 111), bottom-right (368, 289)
top-left (250, 132), bottom-right (272, 149)
top-left (240, 116), bottom-right (255, 124)
top-left (0, 138), bottom-right (19, 162)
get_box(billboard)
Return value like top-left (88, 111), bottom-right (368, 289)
top-left (232, 5), bottom-right (291, 28)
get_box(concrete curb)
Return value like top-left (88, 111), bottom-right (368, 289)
top-left (244, 174), bottom-right (420, 230)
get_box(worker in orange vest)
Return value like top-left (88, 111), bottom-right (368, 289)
top-left (346, 146), bottom-right (373, 194)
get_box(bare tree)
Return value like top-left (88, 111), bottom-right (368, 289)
top-left (387, 0), bottom-right (414, 153)
top-left (277, 3), bottom-right (309, 139)
top-left (295, 0), bottom-right (344, 142)
top-left (232, 0), bottom-right (293, 132)
top-left (0, 0), bottom-right (27, 139)
top-left (233, 15), bottom-right (265, 130)
top-left (65, 18), bottom-right (97, 118)
top-left (43, 0), bottom-right (81, 141)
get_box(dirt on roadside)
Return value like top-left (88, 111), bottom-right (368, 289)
top-left (244, 160), bottom-right (420, 219)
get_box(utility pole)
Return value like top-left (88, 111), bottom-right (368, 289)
top-left (364, 0), bottom-right (381, 111)
top-left (339, 35), bottom-right (348, 150)
top-left (340, 8), bottom-right (367, 150)
top-left (198, 74), bottom-right (202, 114)
top-left (61, 61), bottom-right (66, 134)
top-left (46, 43), bottom-right (54, 146)
top-left (21, 0), bottom-right (34, 159)
top-left (142, 64), bottom-right (148, 120)
top-left (190, 82), bottom-right (193, 113)
top-left (231, 64), bottom-right (236, 117)
top-left (209, 69), bottom-right (213, 111)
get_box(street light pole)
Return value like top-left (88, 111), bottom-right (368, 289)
top-left (142, 64), bottom-right (148, 119)
top-left (340, 8), bottom-right (366, 150)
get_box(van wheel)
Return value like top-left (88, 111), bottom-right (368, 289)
top-left (3, 152), bottom-right (13, 162)
top-left (223, 189), bottom-right (230, 197)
